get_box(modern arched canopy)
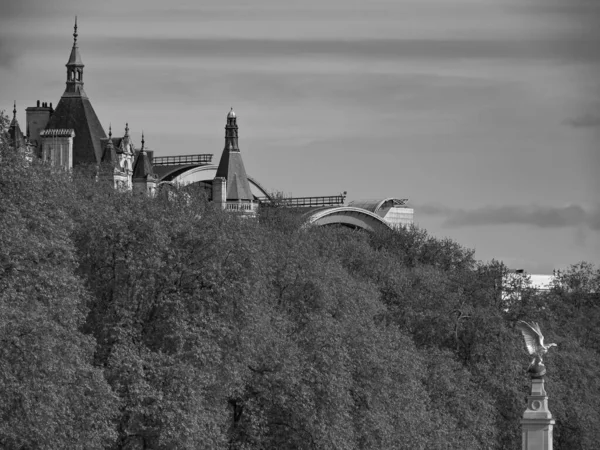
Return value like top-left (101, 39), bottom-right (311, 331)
top-left (305, 207), bottom-right (392, 232)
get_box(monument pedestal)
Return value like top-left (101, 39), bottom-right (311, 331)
top-left (521, 377), bottom-right (555, 450)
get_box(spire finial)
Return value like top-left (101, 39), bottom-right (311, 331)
top-left (125, 123), bottom-right (129, 136)
top-left (227, 107), bottom-right (236, 119)
top-left (13, 101), bottom-right (16, 119)
top-left (141, 131), bottom-right (145, 150)
top-left (73, 16), bottom-right (78, 45)
top-left (108, 123), bottom-right (112, 139)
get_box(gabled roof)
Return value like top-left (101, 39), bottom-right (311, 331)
top-left (45, 95), bottom-right (106, 165)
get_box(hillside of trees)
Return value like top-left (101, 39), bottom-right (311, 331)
top-left (1, 123), bottom-right (600, 449)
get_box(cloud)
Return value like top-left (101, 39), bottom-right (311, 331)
top-left (421, 204), bottom-right (600, 230)
top-left (564, 112), bottom-right (600, 128)
top-left (84, 36), bottom-right (600, 64)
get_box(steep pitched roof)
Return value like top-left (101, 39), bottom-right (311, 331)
top-left (132, 135), bottom-right (156, 180)
top-left (100, 129), bottom-right (120, 168)
top-left (215, 109), bottom-right (254, 201)
top-left (215, 151), bottom-right (254, 201)
top-left (132, 152), bottom-right (155, 179)
top-left (67, 42), bottom-right (83, 66)
top-left (45, 96), bottom-right (106, 165)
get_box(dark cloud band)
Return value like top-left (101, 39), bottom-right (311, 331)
top-left (421, 204), bottom-right (600, 230)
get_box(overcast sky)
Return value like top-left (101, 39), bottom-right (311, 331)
top-left (1, 0), bottom-right (599, 273)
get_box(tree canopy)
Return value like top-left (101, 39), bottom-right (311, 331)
top-left (1, 116), bottom-right (599, 449)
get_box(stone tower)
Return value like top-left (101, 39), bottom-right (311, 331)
top-left (42, 17), bottom-right (106, 167)
top-left (213, 108), bottom-right (257, 214)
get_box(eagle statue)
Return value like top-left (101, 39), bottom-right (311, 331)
top-left (516, 321), bottom-right (557, 371)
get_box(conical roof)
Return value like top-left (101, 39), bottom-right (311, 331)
top-left (100, 127), bottom-right (119, 168)
top-left (67, 16), bottom-right (83, 66)
top-left (8, 102), bottom-right (26, 150)
top-left (132, 134), bottom-right (156, 179)
top-left (67, 44), bottom-right (83, 66)
top-left (215, 109), bottom-right (254, 201)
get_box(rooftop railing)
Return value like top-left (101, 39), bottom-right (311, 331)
top-left (152, 154), bottom-right (213, 166)
top-left (259, 195), bottom-right (346, 208)
top-left (226, 202), bottom-right (256, 211)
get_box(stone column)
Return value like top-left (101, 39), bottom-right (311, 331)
top-left (521, 375), bottom-right (555, 450)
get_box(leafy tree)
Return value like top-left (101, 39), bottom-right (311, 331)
top-left (3, 106), bottom-right (600, 449)
top-left (0, 137), bottom-right (117, 449)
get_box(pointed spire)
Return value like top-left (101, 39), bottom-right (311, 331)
top-left (67, 16), bottom-right (83, 64)
top-left (73, 16), bottom-right (78, 45)
top-left (64, 16), bottom-right (85, 96)
top-left (8, 101), bottom-right (25, 151)
top-left (100, 122), bottom-right (119, 167)
top-left (10, 101), bottom-right (19, 128)
top-left (132, 132), bottom-right (155, 179)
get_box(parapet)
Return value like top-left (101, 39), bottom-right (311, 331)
top-left (40, 129), bottom-right (76, 138)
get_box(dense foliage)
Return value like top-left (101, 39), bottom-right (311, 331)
top-left (1, 125), bottom-right (599, 449)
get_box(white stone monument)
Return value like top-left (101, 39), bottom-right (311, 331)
top-left (516, 321), bottom-right (557, 450)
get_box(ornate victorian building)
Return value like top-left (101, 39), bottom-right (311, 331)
top-left (6, 18), bottom-right (414, 229)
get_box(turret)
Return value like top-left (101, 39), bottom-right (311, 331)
top-left (213, 108), bottom-right (256, 214)
top-left (44, 17), bottom-right (107, 165)
top-left (132, 133), bottom-right (158, 196)
top-left (64, 16), bottom-right (86, 97)
top-left (98, 125), bottom-right (129, 190)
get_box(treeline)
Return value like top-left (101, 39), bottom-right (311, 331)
top-left (1, 145), bottom-right (599, 449)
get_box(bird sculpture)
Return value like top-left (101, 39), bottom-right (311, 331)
top-left (516, 321), bottom-right (557, 370)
